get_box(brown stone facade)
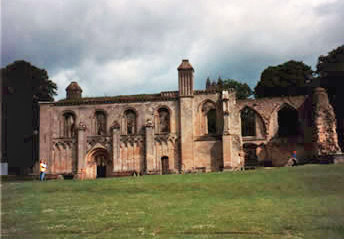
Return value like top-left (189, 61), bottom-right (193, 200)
top-left (39, 60), bottom-right (341, 179)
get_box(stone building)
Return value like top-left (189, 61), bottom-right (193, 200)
top-left (39, 60), bottom-right (341, 179)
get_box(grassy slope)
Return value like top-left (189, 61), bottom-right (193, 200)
top-left (1, 165), bottom-right (344, 239)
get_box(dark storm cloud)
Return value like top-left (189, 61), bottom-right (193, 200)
top-left (2, 0), bottom-right (344, 99)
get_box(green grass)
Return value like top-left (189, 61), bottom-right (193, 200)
top-left (2, 165), bottom-right (344, 238)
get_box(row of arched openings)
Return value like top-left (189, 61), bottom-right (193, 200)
top-left (62, 108), bottom-right (171, 137)
top-left (62, 104), bottom-right (299, 138)
top-left (240, 104), bottom-right (300, 137)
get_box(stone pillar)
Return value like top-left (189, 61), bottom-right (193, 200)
top-left (145, 119), bottom-right (155, 173)
top-left (111, 121), bottom-right (120, 173)
top-left (179, 97), bottom-right (194, 171)
top-left (222, 91), bottom-right (232, 169)
top-left (177, 59), bottom-right (194, 172)
top-left (221, 90), bottom-right (243, 170)
top-left (75, 122), bottom-right (87, 179)
top-left (312, 87), bottom-right (341, 157)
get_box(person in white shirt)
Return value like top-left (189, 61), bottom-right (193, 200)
top-left (40, 160), bottom-right (47, 181)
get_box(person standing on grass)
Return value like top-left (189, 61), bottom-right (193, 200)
top-left (40, 160), bottom-right (47, 181)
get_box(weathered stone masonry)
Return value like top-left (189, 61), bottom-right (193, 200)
top-left (39, 60), bottom-right (341, 179)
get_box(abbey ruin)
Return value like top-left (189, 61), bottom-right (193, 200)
top-left (39, 60), bottom-right (341, 179)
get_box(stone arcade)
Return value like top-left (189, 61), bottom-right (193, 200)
top-left (39, 60), bottom-right (341, 179)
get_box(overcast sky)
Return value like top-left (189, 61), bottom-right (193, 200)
top-left (2, 0), bottom-right (344, 100)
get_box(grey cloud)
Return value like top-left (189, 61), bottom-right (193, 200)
top-left (2, 0), bottom-right (344, 100)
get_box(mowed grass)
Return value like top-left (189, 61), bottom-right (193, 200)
top-left (1, 165), bottom-right (344, 239)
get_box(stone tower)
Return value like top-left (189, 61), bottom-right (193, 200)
top-left (178, 60), bottom-right (194, 171)
top-left (66, 82), bottom-right (82, 99)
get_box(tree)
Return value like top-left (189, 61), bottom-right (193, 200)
top-left (217, 78), bottom-right (253, 100)
top-left (316, 45), bottom-right (344, 98)
top-left (1, 60), bottom-right (57, 174)
top-left (254, 60), bottom-right (313, 98)
top-left (316, 45), bottom-right (344, 151)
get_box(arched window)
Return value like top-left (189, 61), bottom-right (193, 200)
top-left (201, 101), bottom-right (217, 135)
top-left (241, 107), bottom-right (256, 137)
top-left (63, 112), bottom-right (75, 138)
top-left (278, 104), bottom-right (299, 137)
top-left (207, 109), bottom-right (216, 134)
top-left (95, 111), bottom-right (106, 136)
top-left (158, 108), bottom-right (170, 133)
top-left (125, 110), bottom-right (136, 135)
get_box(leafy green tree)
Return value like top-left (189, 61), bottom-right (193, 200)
top-left (254, 60), bottom-right (313, 98)
top-left (216, 78), bottom-right (253, 99)
top-left (1, 61), bottom-right (57, 174)
top-left (316, 45), bottom-right (344, 97)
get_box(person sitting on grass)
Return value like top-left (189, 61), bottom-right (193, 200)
top-left (40, 160), bottom-right (47, 181)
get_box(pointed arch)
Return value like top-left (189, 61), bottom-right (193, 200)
top-left (156, 107), bottom-right (171, 133)
top-left (86, 146), bottom-right (112, 178)
top-left (278, 103), bottom-right (299, 137)
top-left (94, 110), bottom-right (107, 136)
top-left (241, 106), bottom-right (256, 137)
top-left (199, 99), bottom-right (217, 135)
top-left (62, 111), bottom-right (76, 138)
top-left (121, 108), bottom-right (138, 135)
top-left (240, 106), bottom-right (267, 138)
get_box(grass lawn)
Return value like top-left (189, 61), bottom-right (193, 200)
top-left (1, 164), bottom-right (344, 239)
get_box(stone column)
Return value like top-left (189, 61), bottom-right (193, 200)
top-left (222, 91), bottom-right (232, 169)
top-left (179, 97), bottom-right (194, 171)
top-left (221, 90), bottom-right (243, 170)
top-left (75, 121), bottom-right (86, 179)
top-left (312, 87), bottom-right (341, 157)
top-left (111, 121), bottom-right (120, 173)
top-left (145, 119), bottom-right (154, 173)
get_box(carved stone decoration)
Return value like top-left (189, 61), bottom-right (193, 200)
top-left (111, 120), bottom-right (120, 130)
top-left (154, 134), bottom-right (177, 145)
top-left (120, 135), bottom-right (144, 145)
top-left (145, 118), bottom-right (154, 128)
top-left (78, 121), bottom-right (87, 131)
top-left (87, 136), bottom-right (112, 152)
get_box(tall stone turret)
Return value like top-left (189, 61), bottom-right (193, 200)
top-left (178, 59), bottom-right (194, 171)
top-left (66, 82), bottom-right (82, 99)
top-left (178, 59), bottom-right (194, 96)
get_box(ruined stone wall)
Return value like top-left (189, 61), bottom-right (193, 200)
top-left (312, 87), bottom-right (341, 156)
top-left (41, 99), bottom-right (180, 177)
top-left (236, 95), bottom-right (312, 166)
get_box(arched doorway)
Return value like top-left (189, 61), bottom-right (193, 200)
top-left (86, 147), bottom-right (112, 179)
top-left (161, 156), bottom-right (169, 175)
top-left (243, 143), bottom-right (258, 167)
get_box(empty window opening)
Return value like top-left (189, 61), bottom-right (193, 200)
top-left (96, 111), bottom-right (106, 136)
top-left (241, 107), bottom-right (256, 137)
top-left (125, 110), bottom-right (136, 135)
top-left (158, 108), bottom-right (170, 133)
top-left (207, 109), bottom-right (217, 134)
top-left (278, 105), bottom-right (299, 137)
top-left (63, 112), bottom-right (75, 138)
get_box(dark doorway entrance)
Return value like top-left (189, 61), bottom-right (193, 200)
top-left (243, 143), bottom-right (258, 167)
top-left (95, 154), bottom-right (107, 178)
top-left (97, 165), bottom-right (106, 178)
top-left (161, 156), bottom-right (169, 175)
